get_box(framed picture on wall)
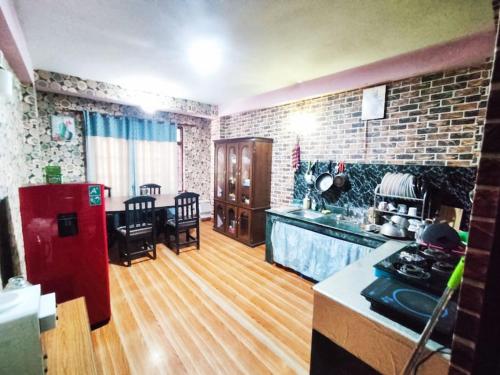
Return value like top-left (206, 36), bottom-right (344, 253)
top-left (361, 85), bottom-right (386, 120)
top-left (51, 114), bottom-right (76, 142)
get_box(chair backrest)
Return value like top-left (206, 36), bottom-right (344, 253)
top-left (123, 196), bottom-right (156, 236)
top-left (139, 183), bottom-right (161, 195)
top-left (174, 192), bottom-right (200, 224)
top-left (104, 185), bottom-right (111, 197)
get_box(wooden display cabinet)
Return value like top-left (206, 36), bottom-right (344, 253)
top-left (213, 137), bottom-right (273, 246)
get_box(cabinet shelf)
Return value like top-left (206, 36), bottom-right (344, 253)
top-left (213, 137), bottom-right (273, 247)
top-left (373, 183), bottom-right (431, 222)
top-left (374, 192), bottom-right (424, 202)
top-left (374, 209), bottom-right (421, 220)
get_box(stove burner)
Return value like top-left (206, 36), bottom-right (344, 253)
top-left (392, 288), bottom-right (447, 319)
top-left (396, 264), bottom-right (431, 280)
top-left (399, 251), bottom-right (426, 263)
top-left (432, 261), bottom-right (455, 274)
top-left (420, 247), bottom-right (451, 260)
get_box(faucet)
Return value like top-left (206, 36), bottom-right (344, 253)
top-left (345, 203), bottom-right (352, 217)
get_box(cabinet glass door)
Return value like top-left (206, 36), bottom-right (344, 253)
top-left (227, 143), bottom-right (238, 204)
top-left (239, 142), bottom-right (253, 207)
top-left (226, 205), bottom-right (237, 237)
top-left (215, 144), bottom-right (226, 200)
top-left (237, 208), bottom-right (251, 243)
top-left (214, 202), bottom-right (225, 231)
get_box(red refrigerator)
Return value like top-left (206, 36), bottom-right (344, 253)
top-left (19, 183), bottom-right (111, 326)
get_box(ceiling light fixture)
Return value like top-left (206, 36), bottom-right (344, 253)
top-left (187, 38), bottom-right (223, 76)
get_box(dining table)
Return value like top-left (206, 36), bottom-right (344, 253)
top-left (104, 194), bottom-right (177, 213)
top-left (104, 194), bottom-right (177, 248)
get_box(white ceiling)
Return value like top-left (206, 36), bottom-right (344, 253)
top-left (14, 0), bottom-right (493, 105)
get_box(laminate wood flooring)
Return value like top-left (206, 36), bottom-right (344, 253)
top-left (91, 221), bottom-right (314, 374)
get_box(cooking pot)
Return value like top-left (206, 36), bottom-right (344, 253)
top-left (421, 223), bottom-right (461, 250)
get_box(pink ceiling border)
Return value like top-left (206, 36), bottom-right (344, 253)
top-left (220, 30), bottom-right (496, 116)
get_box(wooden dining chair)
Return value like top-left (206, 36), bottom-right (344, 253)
top-left (103, 185), bottom-right (112, 197)
top-left (116, 196), bottom-right (156, 266)
top-left (165, 192), bottom-right (200, 255)
top-left (139, 183), bottom-right (161, 195)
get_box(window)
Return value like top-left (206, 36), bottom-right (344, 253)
top-left (84, 112), bottom-right (178, 196)
top-left (177, 126), bottom-right (184, 192)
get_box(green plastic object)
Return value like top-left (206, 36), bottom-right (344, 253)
top-left (43, 165), bottom-right (62, 184)
top-left (447, 257), bottom-right (465, 289)
top-left (458, 230), bottom-right (469, 245)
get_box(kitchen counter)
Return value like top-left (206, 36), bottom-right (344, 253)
top-left (311, 240), bottom-right (450, 374)
top-left (265, 206), bottom-right (389, 263)
top-left (268, 206), bottom-right (388, 241)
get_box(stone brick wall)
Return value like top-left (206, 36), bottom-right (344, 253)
top-left (35, 70), bottom-right (218, 118)
top-left (27, 90), bottom-right (212, 200)
top-left (0, 63), bottom-right (28, 286)
top-left (219, 61), bottom-right (491, 207)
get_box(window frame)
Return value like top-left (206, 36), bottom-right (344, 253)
top-left (177, 125), bottom-right (184, 192)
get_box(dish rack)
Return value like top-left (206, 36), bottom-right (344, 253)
top-left (373, 184), bottom-right (432, 221)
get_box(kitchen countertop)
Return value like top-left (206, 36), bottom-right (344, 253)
top-left (266, 206), bottom-right (389, 244)
top-left (313, 239), bottom-right (450, 357)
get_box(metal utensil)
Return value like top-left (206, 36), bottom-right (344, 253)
top-left (315, 161), bottom-right (334, 193)
top-left (379, 222), bottom-right (408, 238)
top-left (390, 215), bottom-right (409, 229)
top-left (333, 160), bottom-right (346, 188)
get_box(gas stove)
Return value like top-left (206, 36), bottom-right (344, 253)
top-left (373, 243), bottom-right (461, 296)
top-left (361, 243), bottom-right (461, 346)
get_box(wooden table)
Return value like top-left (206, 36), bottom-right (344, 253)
top-left (104, 194), bottom-right (176, 213)
top-left (41, 298), bottom-right (98, 375)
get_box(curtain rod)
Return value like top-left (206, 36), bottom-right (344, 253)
top-left (54, 109), bottom-right (205, 127)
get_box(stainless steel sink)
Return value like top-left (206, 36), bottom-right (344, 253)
top-left (289, 209), bottom-right (325, 219)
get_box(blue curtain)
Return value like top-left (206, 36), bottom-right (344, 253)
top-left (84, 111), bottom-right (177, 196)
top-left (84, 112), bottom-right (176, 141)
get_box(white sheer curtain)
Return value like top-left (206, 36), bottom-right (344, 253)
top-left (84, 112), bottom-right (177, 196)
top-left (87, 136), bottom-right (132, 196)
top-left (135, 140), bottom-right (178, 195)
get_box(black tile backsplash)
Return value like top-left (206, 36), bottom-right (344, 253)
top-left (293, 161), bottom-right (476, 229)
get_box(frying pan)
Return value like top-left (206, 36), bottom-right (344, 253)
top-left (333, 160), bottom-right (346, 188)
top-left (315, 161), bottom-right (334, 193)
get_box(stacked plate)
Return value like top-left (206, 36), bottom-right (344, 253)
top-left (380, 173), bottom-right (418, 198)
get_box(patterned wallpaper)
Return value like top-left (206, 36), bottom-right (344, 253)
top-left (183, 124), bottom-right (212, 200)
top-left (0, 63), bottom-right (28, 284)
top-left (35, 70), bottom-right (218, 118)
top-left (27, 91), bottom-right (212, 199)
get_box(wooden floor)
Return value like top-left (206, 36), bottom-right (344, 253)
top-left (91, 221), bottom-right (314, 374)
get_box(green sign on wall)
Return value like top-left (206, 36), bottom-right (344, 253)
top-left (88, 185), bottom-right (102, 206)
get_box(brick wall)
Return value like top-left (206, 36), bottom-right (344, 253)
top-left (0, 63), bottom-right (27, 286)
top-left (448, 2), bottom-right (500, 373)
top-left (219, 61), bottom-right (491, 207)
